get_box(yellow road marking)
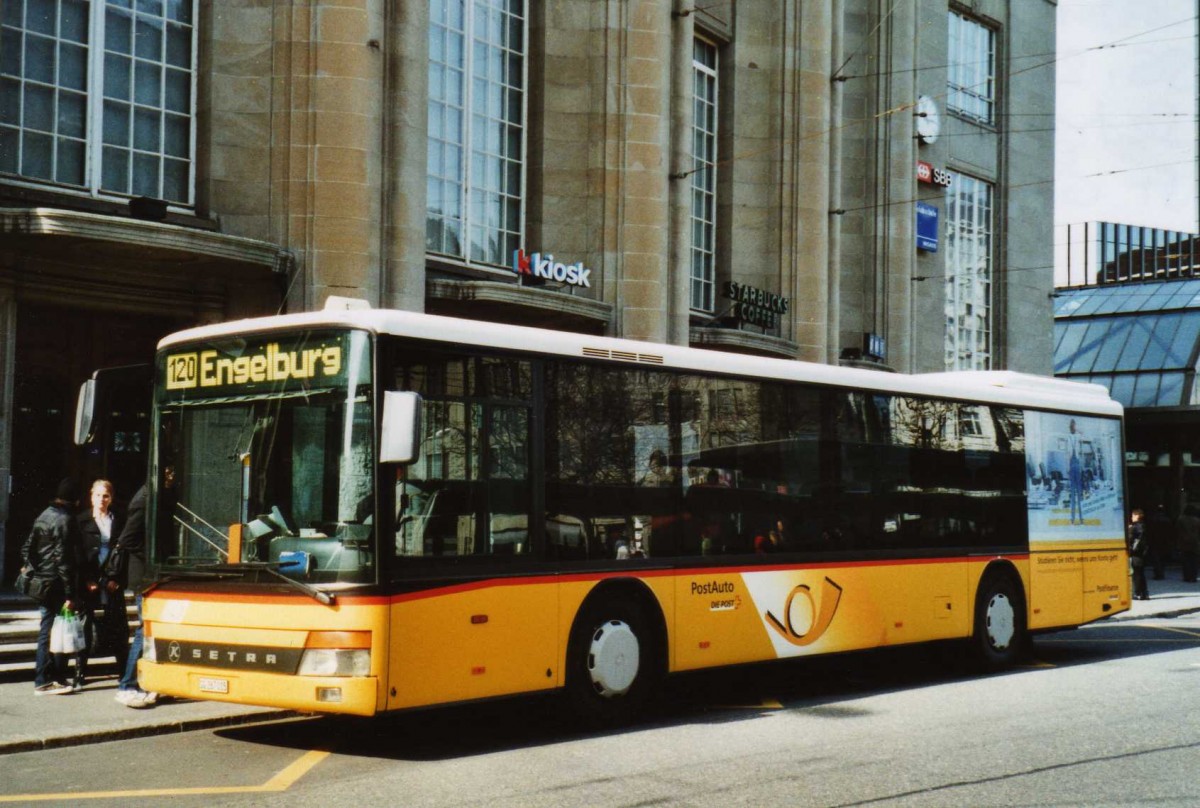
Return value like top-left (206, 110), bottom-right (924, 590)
top-left (262, 749), bottom-right (330, 790)
top-left (0, 749), bottom-right (329, 803)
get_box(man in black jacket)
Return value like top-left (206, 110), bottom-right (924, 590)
top-left (21, 478), bottom-right (81, 695)
top-left (113, 482), bottom-right (158, 707)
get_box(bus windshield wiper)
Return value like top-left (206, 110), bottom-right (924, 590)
top-left (146, 569), bottom-right (244, 593)
top-left (211, 561), bottom-right (336, 606)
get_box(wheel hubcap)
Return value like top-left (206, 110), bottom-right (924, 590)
top-left (587, 619), bottom-right (640, 698)
top-left (985, 592), bottom-right (1015, 650)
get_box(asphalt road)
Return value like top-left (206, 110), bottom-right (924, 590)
top-left (4, 615), bottom-right (1199, 807)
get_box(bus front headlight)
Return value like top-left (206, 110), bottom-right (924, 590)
top-left (298, 630), bottom-right (371, 677)
top-left (297, 649), bottom-right (371, 677)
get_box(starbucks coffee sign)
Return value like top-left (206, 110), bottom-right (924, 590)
top-left (723, 282), bottom-right (789, 329)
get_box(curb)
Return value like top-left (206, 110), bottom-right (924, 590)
top-left (1108, 605), bottom-right (1200, 622)
top-left (0, 709), bottom-right (297, 756)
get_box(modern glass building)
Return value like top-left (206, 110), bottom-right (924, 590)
top-left (1059, 221), bottom-right (1200, 288)
top-left (1055, 224), bottom-right (1200, 516)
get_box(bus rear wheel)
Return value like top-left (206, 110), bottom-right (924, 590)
top-left (973, 573), bottom-right (1027, 671)
top-left (565, 597), bottom-right (658, 727)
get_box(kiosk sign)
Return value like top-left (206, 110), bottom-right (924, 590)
top-left (512, 248), bottom-right (592, 288)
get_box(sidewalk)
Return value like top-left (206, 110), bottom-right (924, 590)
top-left (0, 574), bottom-right (1198, 755)
top-left (1110, 571), bottom-right (1200, 621)
top-left (0, 673), bottom-right (294, 754)
top-left (0, 588), bottom-right (292, 755)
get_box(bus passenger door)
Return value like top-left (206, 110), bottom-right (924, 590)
top-left (387, 355), bottom-right (556, 709)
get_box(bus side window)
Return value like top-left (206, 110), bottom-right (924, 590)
top-left (391, 353), bottom-right (533, 561)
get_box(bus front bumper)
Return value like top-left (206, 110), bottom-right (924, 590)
top-left (139, 661), bottom-right (381, 716)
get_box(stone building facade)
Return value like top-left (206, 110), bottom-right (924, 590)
top-left (0, 0), bottom-right (1055, 576)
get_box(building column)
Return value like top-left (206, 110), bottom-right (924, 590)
top-left (874, 0), bottom-right (916, 372)
top-left (666, 0), bottom-right (694, 346)
top-left (826, 0), bottom-right (844, 364)
top-left (269, 0), bottom-right (385, 312)
top-left (609, 0), bottom-right (673, 343)
top-left (0, 287), bottom-right (14, 580)
top-left (790, 0), bottom-right (832, 361)
top-left (383, 0), bottom-right (428, 312)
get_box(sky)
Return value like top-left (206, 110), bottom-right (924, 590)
top-left (1055, 0), bottom-right (1196, 233)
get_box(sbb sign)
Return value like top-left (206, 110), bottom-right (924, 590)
top-left (917, 161), bottom-right (952, 188)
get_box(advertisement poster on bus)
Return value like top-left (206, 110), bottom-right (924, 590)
top-left (1024, 411), bottom-right (1124, 541)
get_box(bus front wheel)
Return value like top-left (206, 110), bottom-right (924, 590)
top-left (565, 597), bottom-right (658, 726)
top-left (972, 573), bottom-right (1027, 671)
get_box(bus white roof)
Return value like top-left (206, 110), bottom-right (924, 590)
top-left (159, 306), bottom-right (1122, 417)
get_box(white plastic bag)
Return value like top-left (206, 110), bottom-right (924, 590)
top-left (50, 607), bottom-right (85, 655)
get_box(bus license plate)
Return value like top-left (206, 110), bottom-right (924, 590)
top-left (198, 677), bottom-right (229, 694)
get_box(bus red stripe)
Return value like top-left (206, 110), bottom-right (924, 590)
top-left (147, 553), bottom-right (1032, 608)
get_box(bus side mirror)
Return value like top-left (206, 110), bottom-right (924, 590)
top-left (74, 379), bottom-right (97, 446)
top-left (380, 391), bottom-right (422, 464)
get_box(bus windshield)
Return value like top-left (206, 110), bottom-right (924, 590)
top-left (153, 329), bottom-right (374, 585)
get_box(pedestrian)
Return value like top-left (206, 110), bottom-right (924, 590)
top-left (1146, 503), bottom-right (1172, 581)
top-left (76, 479), bottom-right (128, 691)
top-left (1128, 509), bottom-right (1149, 600)
top-left (1175, 503), bottom-right (1200, 584)
top-left (1067, 419), bottom-right (1085, 525)
top-left (111, 482), bottom-right (158, 708)
top-left (20, 477), bottom-right (82, 695)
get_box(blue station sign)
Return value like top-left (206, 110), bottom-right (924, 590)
top-left (916, 202), bottom-right (939, 252)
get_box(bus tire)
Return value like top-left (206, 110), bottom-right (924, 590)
top-left (565, 595), bottom-right (659, 727)
top-left (972, 571), bottom-right (1027, 671)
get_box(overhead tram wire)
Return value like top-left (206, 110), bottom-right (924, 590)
top-left (828, 19), bottom-right (1199, 216)
top-left (673, 12), bottom-right (1199, 199)
top-left (672, 0), bottom-right (904, 181)
top-left (834, 33), bottom-right (1198, 83)
top-left (835, 155), bottom-right (1195, 218)
top-left (909, 153), bottom-right (1197, 286)
top-left (834, 117), bottom-right (1196, 142)
top-left (832, 0), bottom-right (902, 81)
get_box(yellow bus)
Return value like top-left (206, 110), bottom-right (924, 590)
top-left (134, 301), bottom-right (1129, 723)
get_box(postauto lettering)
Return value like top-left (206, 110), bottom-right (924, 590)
top-left (691, 580), bottom-right (735, 596)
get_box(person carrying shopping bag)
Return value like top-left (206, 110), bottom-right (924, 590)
top-left (20, 478), bottom-right (82, 695)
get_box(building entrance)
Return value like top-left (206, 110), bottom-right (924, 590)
top-left (4, 304), bottom-right (184, 577)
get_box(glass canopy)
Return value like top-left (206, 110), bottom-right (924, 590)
top-left (1054, 281), bottom-right (1200, 408)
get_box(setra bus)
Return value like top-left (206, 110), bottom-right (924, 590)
top-left (131, 300), bottom-right (1129, 722)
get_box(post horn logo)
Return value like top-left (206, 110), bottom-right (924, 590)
top-left (764, 577), bottom-right (844, 647)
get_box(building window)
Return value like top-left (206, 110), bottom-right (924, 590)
top-left (945, 171), bottom-right (994, 371)
top-left (947, 10), bottom-right (995, 125)
top-left (958, 406), bottom-right (983, 437)
top-left (690, 37), bottom-right (718, 313)
top-left (427, 0), bottom-right (525, 268)
top-left (0, 0), bottom-right (197, 204)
